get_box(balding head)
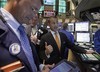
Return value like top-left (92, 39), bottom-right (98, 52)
top-left (4, 0), bottom-right (42, 25)
top-left (62, 23), bottom-right (68, 30)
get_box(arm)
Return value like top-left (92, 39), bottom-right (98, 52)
top-left (70, 33), bottom-right (74, 44)
top-left (39, 36), bottom-right (53, 60)
top-left (62, 33), bottom-right (93, 53)
top-left (39, 36), bottom-right (49, 61)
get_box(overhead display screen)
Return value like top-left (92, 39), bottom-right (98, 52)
top-left (44, 0), bottom-right (55, 5)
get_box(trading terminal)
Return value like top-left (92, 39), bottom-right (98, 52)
top-left (0, 0), bottom-right (100, 72)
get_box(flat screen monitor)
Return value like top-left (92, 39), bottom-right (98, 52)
top-left (50, 62), bottom-right (72, 72)
top-left (50, 59), bottom-right (76, 72)
top-left (76, 33), bottom-right (90, 43)
top-left (75, 22), bottom-right (89, 31)
top-left (68, 23), bottom-right (74, 32)
top-left (44, 0), bottom-right (55, 5)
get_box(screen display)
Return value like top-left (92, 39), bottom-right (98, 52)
top-left (44, 0), bottom-right (55, 5)
top-left (68, 23), bottom-right (74, 32)
top-left (76, 33), bottom-right (90, 42)
top-left (75, 22), bottom-right (89, 31)
top-left (59, 6), bottom-right (66, 13)
top-left (59, 1), bottom-right (66, 6)
top-left (43, 10), bottom-right (55, 17)
top-left (50, 62), bottom-right (73, 72)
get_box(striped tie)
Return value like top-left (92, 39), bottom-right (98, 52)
top-left (18, 25), bottom-right (37, 72)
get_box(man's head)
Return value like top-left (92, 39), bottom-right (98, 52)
top-left (62, 23), bottom-right (68, 30)
top-left (4, 0), bottom-right (42, 25)
top-left (48, 17), bottom-right (58, 32)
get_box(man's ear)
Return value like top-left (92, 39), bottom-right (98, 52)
top-left (13, 0), bottom-right (21, 7)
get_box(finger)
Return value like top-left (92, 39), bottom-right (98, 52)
top-left (45, 42), bottom-right (48, 50)
top-left (52, 63), bottom-right (55, 67)
top-left (42, 67), bottom-right (50, 72)
top-left (45, 42), bottom-right (47, 46)
top-left (49, 45), bottom-right (53, 51)
top-left (46, 64), bottom-right (54, 69)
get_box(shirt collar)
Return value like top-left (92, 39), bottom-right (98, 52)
top-left (0, 8), bottom-right (20, 30)
top-left (50, 30), bottom-right (58, 35)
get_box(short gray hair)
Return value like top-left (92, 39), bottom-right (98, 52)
top-left (62, 23), bottom-right (68, 30)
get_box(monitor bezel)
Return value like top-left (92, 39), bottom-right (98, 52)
top-left (75, 21), bottom-right (90, 32)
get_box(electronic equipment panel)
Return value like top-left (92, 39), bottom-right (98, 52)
top-left (75, 21), bottom-right (89, 31)
top-left (76, 33), bottom-right (90, 43)
top-left (78, 53), bottom-right (100, 64)
top-left (44, 0), bottom-right (55, 5)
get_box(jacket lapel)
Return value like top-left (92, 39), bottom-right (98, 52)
top-left (9, 28), bottom-right (33, 71)
top-left (49, 32), bottom-right (60, 52)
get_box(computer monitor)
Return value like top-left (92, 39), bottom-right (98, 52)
top-left (76, 33), bottom-right (90, 43)
top-left (44, 0), bottom-right (55, 5)
top-left (68, 23), bottom-right (74, 32)
top-left (75, 21), bottom-right (89, 31)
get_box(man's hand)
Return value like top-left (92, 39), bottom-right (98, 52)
top-left (30, 34), bottom-right (38, 44)
top-left (42, 64), bottom-right (55, 72)
top-left (86, 49), bottom-right (95, 54)
top-left (45, 42), bottom-right (53, 55)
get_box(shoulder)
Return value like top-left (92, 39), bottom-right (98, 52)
top-left (95, 29), bottom-right (100, 36)
top-left (95, 29), bottom-right (100, 33)
top-left (59, 32), bottom-right (67, 37)
top-left (41, 32), bottom-right (50, 39)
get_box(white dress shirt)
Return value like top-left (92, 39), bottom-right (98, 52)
top-left (50, 30), bottom-right (61, 45)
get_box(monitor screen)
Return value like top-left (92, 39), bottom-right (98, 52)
top-left (44, 0), bottom-right (55, 5)
top-left (50, 62), bottom-right (73, 72)
top-left (76, 33), bottom-right (90, 43)
top-left (59, 6), bottom-right (66, 13)
top-left (68, 23), bottom-right (74, 32)
top-left (75, 22), bottom-right (89, 31)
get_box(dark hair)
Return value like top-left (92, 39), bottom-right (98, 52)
top-left (63, 23), bottom-right (68, 30)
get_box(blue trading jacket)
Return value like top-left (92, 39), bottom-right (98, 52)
top-left (59, 29), bottom-right (74, 43)
top-left (0, 12), bottom-right (40, 72)
top-left (94, 29), bottom-right (100, 53)
top-left (59, 29), bottom-right (74, 58)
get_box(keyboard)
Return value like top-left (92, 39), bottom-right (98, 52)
top-left (78, 53), bottom-right (100, 64)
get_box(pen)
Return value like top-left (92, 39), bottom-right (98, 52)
top-left (43, 60), bottom-right (45, 65)
top-left (42, 60), bottom-right (46, 70)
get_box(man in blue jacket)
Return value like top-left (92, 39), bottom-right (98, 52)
top-left (0, 0), bottom-right (53, 72)
top-left (94, 29), bottom-right (100, 53)
top-left (59, 23), bottom-right (74, 58)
